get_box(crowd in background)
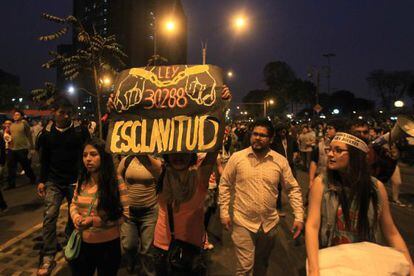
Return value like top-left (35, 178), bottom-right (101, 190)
top-left (0, 99), bottom-right (413, 276)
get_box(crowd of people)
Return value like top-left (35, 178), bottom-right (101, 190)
top-left (0, 88), bottom-right (413, 276)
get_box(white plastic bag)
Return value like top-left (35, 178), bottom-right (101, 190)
top-left (307, 242), bottom-right (410, 276)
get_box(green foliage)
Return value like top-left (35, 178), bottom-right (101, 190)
top-left (39, 13), bottom-right (127, 90)
top-left (31, 82), bottom-right (57, 107)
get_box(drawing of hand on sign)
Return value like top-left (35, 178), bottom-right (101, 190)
top-left (113, 68), bottom-right (154, 112)
top-left (185, 68), bottom-right (217, 107)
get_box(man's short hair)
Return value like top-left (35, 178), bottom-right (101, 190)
top-left (327, 118), bottom-right (348, 132)
top-left (13, 109), bottom-right (25, 117)
top-left (252, 119), bottom-right (275, 138)
top-left (351, 119), bottom-right (368, 129)
top-left (52, 97), bottom-right (74, 113)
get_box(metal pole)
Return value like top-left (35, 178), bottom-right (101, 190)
top-left (263, 101), bottom-right (267, 117)
top-left (153, 19), bottom-right (157, 66)
top-left (323, 53), bottom-right (335, 94)
top-left (201, 41), bottom-right (207, 65)
top-left (316, 70), bottom-right (320, 105)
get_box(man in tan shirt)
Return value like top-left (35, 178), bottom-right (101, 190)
top-left (6, 110), bottom-right (36, 189)
top-left (219, 119), bottom-right (304, 276)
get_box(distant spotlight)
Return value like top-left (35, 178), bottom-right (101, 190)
top-left (352, 111), bottom-right (356, 114)
top-left (68, 86), bottom-right (75, 94)
top-left (358, 116), bottom-right (363, 119)
top-left (379, 110), bottom-right (384, 114)
top-left (394, 100), bottom-right (404, 108)
top-left (227, 71), bottom-right (234, 78)
top-left (332, 109), bottom-right (340, 115)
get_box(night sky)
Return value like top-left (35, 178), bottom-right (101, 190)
top-left (1, 0), bottom-right (414, 104)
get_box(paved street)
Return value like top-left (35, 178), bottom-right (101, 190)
top-left (1, 163), bottom-right (413, 275)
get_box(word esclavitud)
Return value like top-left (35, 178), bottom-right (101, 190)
top-left (110, 115), bottom-right (219, 154)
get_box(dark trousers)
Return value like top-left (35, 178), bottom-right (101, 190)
top-left (0, 189), bottom-right (7, 209)
top-left (41, 182), bottom-right (74, 258)
top-left (69, 238), bottom-right (121, 276)
top-left (7, 149), bottom-right (36, 187)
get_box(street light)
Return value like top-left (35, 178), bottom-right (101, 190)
top-left (263, 99), bottom-right (275, 117)
top-left (227, 70), bottom-right (234, 78)
top-left (394, 100), bottom-right (405, 108)
top-left (165, 20), bottom-right (176, 32)
top-left (100, 76), bottom-right (112, 87)
top-left (67, 85), bottom-right (75, 95)
top-left (233, 15), bottom-right (248, 31)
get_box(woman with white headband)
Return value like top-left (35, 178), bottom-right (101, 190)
top-left (305, 132), bottom-right (413, 276)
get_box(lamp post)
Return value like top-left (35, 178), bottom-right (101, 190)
top-left (263, 99), bottom-right (275, 117)
top-left (322, 53), bottom-right (336, 94)
top-left (68, 74), bottom-right (112, 139)
top-left (202, 14), bottom-right (249, 64)
top-left (152, 16), bottom-right (177, 65)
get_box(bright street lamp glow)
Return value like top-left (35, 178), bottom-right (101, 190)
top-left (268, 99), bottom-right (275, 105)
top-left (332, 109), bottom-right (340, 115)
top-left (227, 71), bottom-right (234, 78)
top-left (101, 76), bottom-right (112, 87)
top-left (394, 100), bottom-right (404, 108)
top-left (68, 86), bottom-right (75, 94)
top-left (234, 16), bottom-right (247, 29)
top-left (165, 20), bottom-right (176, 32)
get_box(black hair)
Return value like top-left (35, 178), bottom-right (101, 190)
top-left (162, 153), bottom-right (198, 167)
top-left (13, 109), bottom-right (25, 117)
top-left (327, 118), bottom-right (348, 132)
top-left (77, 138), bottom-right (123, 222)
top-left (351, 119), bottom-right (368, 128)
top-left (252, 118), bottom-right (275, 138)
top-left (326, 142), bottom-right (379, 241)
top-left (52, 97), bottom-right (74, 113)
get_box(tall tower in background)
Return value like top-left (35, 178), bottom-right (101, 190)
top-left (73, 0), bottom-right (187, 66)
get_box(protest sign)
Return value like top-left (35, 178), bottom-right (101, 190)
top-left (106, 65), bottom-right (227, 155)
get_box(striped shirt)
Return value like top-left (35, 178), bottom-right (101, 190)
top-left (70, 177), bottom-right (129, 243)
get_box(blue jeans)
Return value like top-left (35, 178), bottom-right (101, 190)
top-left (121, 204), bottom-right (158, 276)
top-left (41, 181), bottom-right (74, 258)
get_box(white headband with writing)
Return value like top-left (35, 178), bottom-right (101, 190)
top-left (332, 132), bottom-right (369, 153)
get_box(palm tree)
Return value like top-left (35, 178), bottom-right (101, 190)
top-left (37, 13), bottom-right (127, 138)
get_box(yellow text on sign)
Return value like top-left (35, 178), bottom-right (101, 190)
top-left (110, 115), bottom-right (219, 154)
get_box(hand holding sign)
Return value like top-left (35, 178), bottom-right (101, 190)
top-left (106, 65), bottom-right (229, 155)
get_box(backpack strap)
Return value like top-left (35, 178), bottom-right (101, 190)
top-left (122, 155), bottom-right (137, 180)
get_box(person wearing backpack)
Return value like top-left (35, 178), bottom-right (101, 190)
top-left (36, 99), bottom-right (90, 276)
top-left (118, 155), bottom-right (160, 275)
top-left (305, 132), bottom-right (413, 276)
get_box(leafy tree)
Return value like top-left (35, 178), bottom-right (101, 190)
top-left (367, 70), bottom-right (414, 111)
top-left (287, 79), bottom-right (315, 112)
top-left (263, 61), bottom-right (296, 90)
top-left (35, 13), bottom-right (127, 138)
top-left (31, 82), bottom-right (57, 108)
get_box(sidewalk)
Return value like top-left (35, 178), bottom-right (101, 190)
top-left (0, 205), bottom-right (68, 276)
